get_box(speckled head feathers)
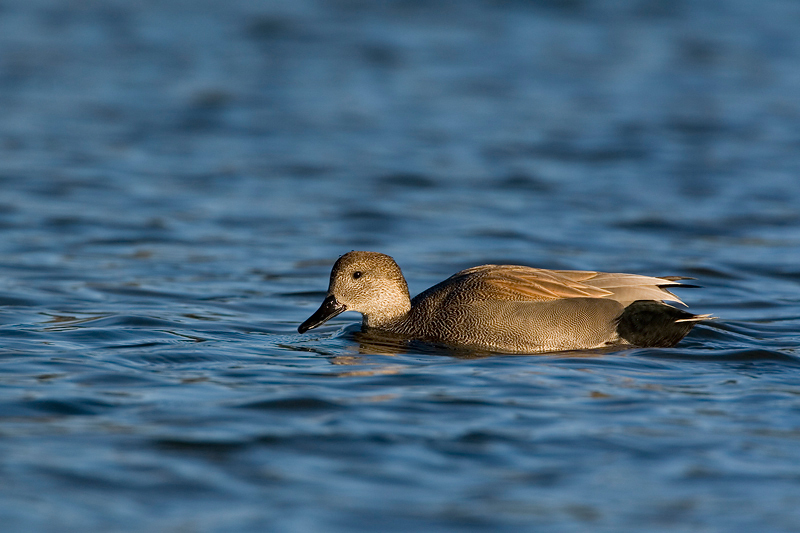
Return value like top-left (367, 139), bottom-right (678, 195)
top-left (298, 252), bottom-right (411, 333)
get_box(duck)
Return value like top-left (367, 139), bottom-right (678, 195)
top-left (297, 251), bottom-right (712, 354)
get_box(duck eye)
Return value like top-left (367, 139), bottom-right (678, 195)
top-left (352, 271), bottom-right (362, 279)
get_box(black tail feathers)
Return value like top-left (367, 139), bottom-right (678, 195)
top-left (617, 300), bottom-right (710, 348)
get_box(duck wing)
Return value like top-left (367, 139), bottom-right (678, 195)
top-left (452, 265), bottom-right (612, 302)
top-left (560, 270), bottom-right (688, 307)
top-left (452, 265), bottom-right (688, 306)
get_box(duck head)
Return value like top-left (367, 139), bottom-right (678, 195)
top-left (298, 251), bottom-right (411, 333)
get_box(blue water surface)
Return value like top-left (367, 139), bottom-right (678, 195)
top-left (2, 0), bottom-right (800, 531)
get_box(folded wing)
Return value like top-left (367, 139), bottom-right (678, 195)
top-left (456, 265), bottom-right (688, 307)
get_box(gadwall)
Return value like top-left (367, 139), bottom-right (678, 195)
top-left (298, 251), bottom-right (712, 353)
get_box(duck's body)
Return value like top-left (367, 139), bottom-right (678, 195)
top-left (298, 251), bottom-right (711, 354)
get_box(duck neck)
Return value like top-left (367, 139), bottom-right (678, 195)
top-left (362, 300), bottom-right (411, 331)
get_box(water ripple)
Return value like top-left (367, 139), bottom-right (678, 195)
top-left (2, 0), bottom-right (800, 531)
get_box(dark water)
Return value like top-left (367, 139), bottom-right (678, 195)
top-left (2, 0), bottom-right (800, 531)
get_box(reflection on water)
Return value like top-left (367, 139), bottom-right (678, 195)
top-left (2, 0), bottom-right (800, 531)
top-left (349, 328), bottom-right (627, 359)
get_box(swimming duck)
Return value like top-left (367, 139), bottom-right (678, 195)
top-left (298, 251), bottom-right (711, 353)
